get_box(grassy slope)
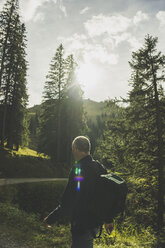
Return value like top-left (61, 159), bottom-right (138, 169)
top-left (0, 202), bottom-right (157, 248)
top-left (83, 99), bottom-right (106, 122)
top-left (0, 147), bottom-right (55, 178)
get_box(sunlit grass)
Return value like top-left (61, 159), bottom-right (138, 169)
top-left (0, 147), bottom-right (55, 178)
top-left (0, 202), bottom-right (158, 248)
top-left (0, 142), bottom-right (49, 159)
top-left (7, 147), bottom-right (50, 159)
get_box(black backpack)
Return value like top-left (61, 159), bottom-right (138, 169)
top-left (91, 172), bottom-right (128, 224)
top-left (73, 159), bottom-right (127, 237)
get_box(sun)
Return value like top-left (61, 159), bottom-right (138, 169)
top-left (76, 61), bottom-right (101, 97)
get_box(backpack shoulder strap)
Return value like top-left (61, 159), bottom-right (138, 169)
top-left (91, 159), bottom-right (107, 176)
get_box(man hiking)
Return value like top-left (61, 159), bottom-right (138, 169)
top-left (44, 136), bottom-right (114, 248)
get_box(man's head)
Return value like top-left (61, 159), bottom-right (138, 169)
top-left (72, 136), bottom-right (91, 161)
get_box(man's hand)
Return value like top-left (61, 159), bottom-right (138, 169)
top-left (104, 222), bottom-right (114, 235)
top-left (43, 217), bottom-right (52, 229)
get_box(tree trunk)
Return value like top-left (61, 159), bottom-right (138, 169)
top-left (1, 16), bottom-right (18, 148)
top-left (57, 101), bottom-right (61, 164)
top-left (1, 70), bottom-right (11, 147)
top-left (151, 65), bottom-right (164, 232)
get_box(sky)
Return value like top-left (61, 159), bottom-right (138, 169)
top-left (0, 0), bottom-right (165, 107)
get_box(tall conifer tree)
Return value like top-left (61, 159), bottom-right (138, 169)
top-left (0, 0), bottom-right (28, 149)
top-left (126, 35), bottom-right (165, 231)
top-left (64, 54), bottom-right (85, 164)
top-left (38, 44), bottom-right (65, 162)
top-left (38, 48), bottom-right (85, 173)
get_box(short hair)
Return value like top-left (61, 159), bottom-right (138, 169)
top-left (72, 136), bottom-right (91, 153)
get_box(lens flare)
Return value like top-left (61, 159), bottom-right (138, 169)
top-left (74, 163), bottom-right (84, 191)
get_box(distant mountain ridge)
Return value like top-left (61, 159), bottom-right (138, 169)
top-left (28, 99), bottom-right (107, 121)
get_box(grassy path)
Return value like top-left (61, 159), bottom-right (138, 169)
top-left (0, 178), bottom-right (67, 186)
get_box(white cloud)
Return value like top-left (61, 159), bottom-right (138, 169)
top-left (84, 14), bottom-right (131, 37)
top-left (58, 33), bottom-right (87, 54)
top-left (19, 0), bottom-right (66, 22)
top-left (80, 6), bottom-right (90, 15)
top-left (59, 33), bottom-right (118, 66)
top-left (127, 36), bottom-right (142, 51)
top-left (82, 13), bottom-right (145, 53)
top-left (58, 0), bottom-right (67, 17)
top-left (19, 0), bottom-right (47, 22)
top-left (156, 11), bottom-right (165, 26)
top-left (33, 12), bottom-right (45, 22)
top-left (0, 0), bottom-right (5, 11)
top-left (0, 0), bottom-right (44, 22)
top-left (113, 33), bottom-right (142, 50)
top-left (133, 10), bottom-right (149, 25)
top-left (84, 45), bottom-right (118, 65)
top-left (105, 32), bottom-right (131, 48)
top-left (0, 0), bottom-right (41, 21)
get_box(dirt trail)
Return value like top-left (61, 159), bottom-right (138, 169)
top-left (0, 178), bottom-right (67, 186)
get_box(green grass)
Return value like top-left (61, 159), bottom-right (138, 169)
top-left (0, 202), bottom-right (158, 248)
top-left (7, 146), bottom-right (49, 159)
top-left (0, 148), bottom-right (55, 178)
top-left (0, 202), bottom-right (71, 248)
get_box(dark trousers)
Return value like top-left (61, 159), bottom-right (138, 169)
top-left (71, 228), bottom-right (99, 248)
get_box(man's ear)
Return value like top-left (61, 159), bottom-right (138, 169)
top-left (74, 147), bottom-right (78, 152)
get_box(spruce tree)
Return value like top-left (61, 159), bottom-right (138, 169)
top-left (126, 35), bottom-right (165, 231)
top-left (94, 35), bottom-right (165, 233)
top-left (64, 54), bottom-right (85, 164)
top-left (94, 100), bottom-right (126, 171)
top-left (0, 0), bottom-right (28, 149)
top-left (38, 49), bottom-right (86, 174)
top-left (38, 44), bottom-right (65, 162)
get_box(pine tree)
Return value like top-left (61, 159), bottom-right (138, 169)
top-left (94, 100), bottom-right (126, 171)
top-left (0, 0), bottom-right (17, 89)
top-left (8, 22), bottom-right (28, 149)
top-left (126, 35), bottom-right (165, 231)
top-left (0, 0), bottom-right (28, 149)
top-left (94, 35), bottom-right (165, 233)
top-left (38, 44), bottom-right (65, 162)
top-left (38, 49), bottom-right (86, 174)
top-left (63, 54), bottom-right (85, 164)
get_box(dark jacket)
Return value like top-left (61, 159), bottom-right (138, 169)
top-left (46, 155), bottom-right (107, 234)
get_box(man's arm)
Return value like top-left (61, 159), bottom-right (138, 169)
top-left (44, 205), bottom-right (63, 226)
top-left (43, 168), bottom-right (76, 227)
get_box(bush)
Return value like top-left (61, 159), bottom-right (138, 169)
top-left (0, 185), bottom-right (18, 203)
top-left (14, 181), bottom-right (67, 218)
top-left (0, 180), bottom-right (67, 219)
top-left (0, 202), bottom-right (40, 231)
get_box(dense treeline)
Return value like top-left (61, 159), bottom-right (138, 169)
top-left (95, 35), bottom-right (165, 234)
top-left (28, 100), bottom-right (107, 157)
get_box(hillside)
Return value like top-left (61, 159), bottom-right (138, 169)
top-left (83, 99), bottom-right (107, 121)
top-left (0, 148), bottom-right (55, 178)
top-left (28, 99), bottom-right (107, 120)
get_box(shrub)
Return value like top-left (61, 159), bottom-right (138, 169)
top-left (14, 181), bottom-right (67, 218)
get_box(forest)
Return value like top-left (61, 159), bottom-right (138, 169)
top-left (0, 0), bottom-right (165, 248)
